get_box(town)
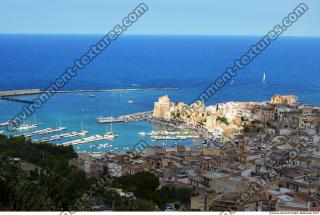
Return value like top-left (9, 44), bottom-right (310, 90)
top-left (70, 94), bottom-right (320, 211)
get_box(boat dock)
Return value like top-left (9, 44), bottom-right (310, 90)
top-left (58, 133), bottom-right (115, 146)
top-left (98, 111), bottom-right (153, 123)
top-left (97, 111), bottom-right (152, 124)
top-left (14, 127), bottom-right (66, 138)
top-left (34, 130), bottom-right (88, 143)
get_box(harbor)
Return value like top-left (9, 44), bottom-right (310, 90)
top-left (0, 96), bottom-right (206, 153)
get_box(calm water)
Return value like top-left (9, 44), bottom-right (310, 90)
top-left (0, 35), bottom-right (320, 152)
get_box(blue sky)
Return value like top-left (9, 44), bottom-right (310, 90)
top-left (0, 0), bottom-right (319, 36)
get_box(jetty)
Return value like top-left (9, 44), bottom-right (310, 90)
top-left (98, 111), bottom-right (153, 124)
top-left (58, 133), bottom-right (116, 146)
top-left (14, 127), bottom-right (66, 138)
top-left (34, 130), bottom-right (88, 143)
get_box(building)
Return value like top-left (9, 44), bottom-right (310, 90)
top-left (153, 95), bottom-right (172, 120)
top-left (254, 106), bottom-right (275, 123)
top-left (271, 95), bottom-right (298, 105)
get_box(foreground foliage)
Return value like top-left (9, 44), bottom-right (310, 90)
top-left (0, 135), bottom-right (191, 211)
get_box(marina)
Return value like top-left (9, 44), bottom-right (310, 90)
top-left (58, 132), bottom-right (118, 146)
top-left (14, 127), bottom-right (66, 137)
top-left (33, 130), bottom-right (88, 143)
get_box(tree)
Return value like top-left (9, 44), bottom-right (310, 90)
top-left (176, 187), bottom-right (192, 204)
top-left (133, 172), bottom-right (159, 199)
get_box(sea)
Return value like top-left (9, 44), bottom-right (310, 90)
top-left (0, 34), bottom-right (319, 153)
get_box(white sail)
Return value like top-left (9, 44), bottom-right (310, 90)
top-left (263, 72), bottom-right (266, 82)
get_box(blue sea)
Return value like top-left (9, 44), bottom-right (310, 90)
top-left (0, 35), bottom-right (320, 152)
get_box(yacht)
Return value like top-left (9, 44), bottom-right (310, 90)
top-left (104, 122), bottom-right (117, 139)
top-left (105, 131), bottom-right (117, 139)
top-left (15, 123), bottom-right (38, 131)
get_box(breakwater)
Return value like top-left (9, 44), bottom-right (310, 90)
top-left (0, 88), bottom-right (179, 97)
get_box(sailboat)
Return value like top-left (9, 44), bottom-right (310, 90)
top-left (230, 79), bottom-right (234, 85)
top-left (105, 121), bottom-right (117, 139)
top-left (262, 72), bottom-right (266, 83)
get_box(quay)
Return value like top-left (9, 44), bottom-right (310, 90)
top-left (98, 111), bottom-right (153, 123)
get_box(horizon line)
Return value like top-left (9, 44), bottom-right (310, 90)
top-left (0, 33), bottom-right (319, 38)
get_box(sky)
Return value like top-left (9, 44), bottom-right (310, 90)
top-left (0, 0), bottom-right (319, 36)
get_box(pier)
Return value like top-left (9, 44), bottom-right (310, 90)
top-left (98, 111), bottom-right (153, 123)
top-left (14, 127), bottom-right (66, 138)
top-left (34, 130), bottom-right (88, 143)
top-left (58, 133), bottom-right (115, 146)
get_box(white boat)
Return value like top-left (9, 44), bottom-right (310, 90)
top-left (263, 72), bottom-right (266, 83)
top-left (89, 94), bottom-right (96, 97)
top-left (138, 131), bottom-right (146, 136)
top-left (105, 122), bottom-right (117, 139)
top-left (105, 131), bottom-right (117, 139)
top-left (15, 123), bottom-right (38, 131)
top-left (0, 121), bottom-right (11, 127)
top-left (128, 100), bottom-right (134, 104)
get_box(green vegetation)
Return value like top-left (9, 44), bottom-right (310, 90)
top-left (0, 135), bottom-right (89, 211)
top-left (113, 173), bottom-right (192, 210)
top-left (157, 185), bottom-right (192, 209)
top-left (217, 116), bottom-right (229, 125)
top-left (0, 135), bottom-right (192, 211)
